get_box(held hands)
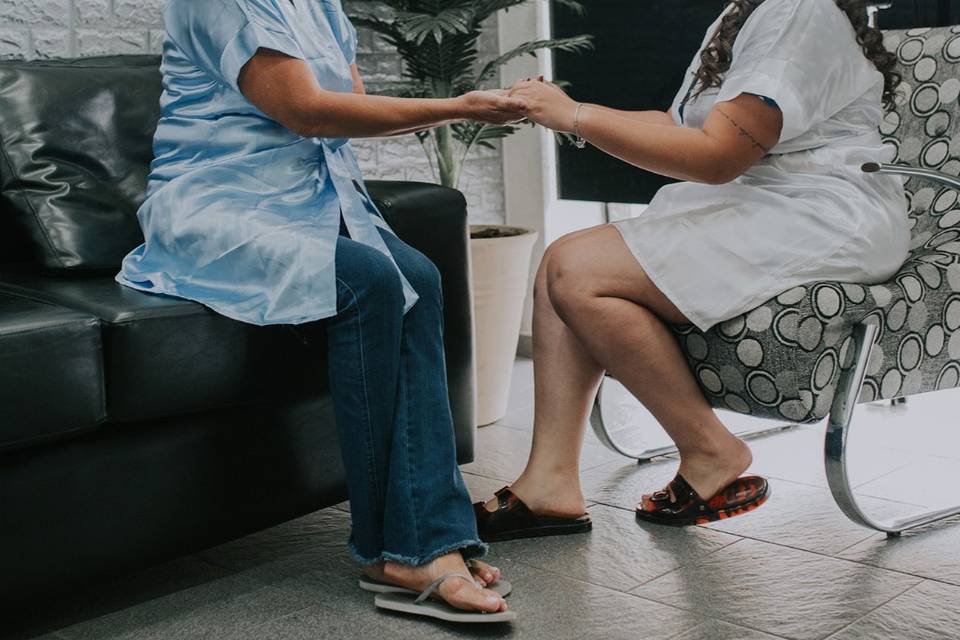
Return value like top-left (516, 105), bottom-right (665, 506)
top-left (507, 77), bottom-right (578, 133)
top-left (457, 90), bottom-right (528, 125)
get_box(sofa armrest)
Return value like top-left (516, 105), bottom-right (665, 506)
top-left (366, 180), bottom-right (476, 462)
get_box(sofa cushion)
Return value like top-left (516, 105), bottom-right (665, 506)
top-left (0, 56), bottom-right (161, 271)
top-left (0, 274), bottom-right (323, 423)
top-left (0, 288), bottom-right (104, 450)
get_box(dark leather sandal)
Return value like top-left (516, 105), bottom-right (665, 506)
top-left (635, 474), bottom-right (770, 527)
top-left (474, 487), bottom-right (592, 542)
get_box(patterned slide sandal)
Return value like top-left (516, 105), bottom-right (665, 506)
top-left (636, 474), bottom-right (770, 527)
top-left (374, 573), bottom-right (517, 623)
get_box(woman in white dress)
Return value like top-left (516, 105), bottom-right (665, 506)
top-left (475, 0), bottom-right (909, 535)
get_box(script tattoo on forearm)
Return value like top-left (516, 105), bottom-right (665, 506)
top-left (715, 107), bottom-right (771, 153)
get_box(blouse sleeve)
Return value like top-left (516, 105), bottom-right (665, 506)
top-left (714, 0), bottom-right (873, 143)
top-left (173, 0), bottom-right (306, 94)
top-left (339, 8), bottom-right (359, 64)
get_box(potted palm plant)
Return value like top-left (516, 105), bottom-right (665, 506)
top-left (349, 0), bottom-right (591, 425)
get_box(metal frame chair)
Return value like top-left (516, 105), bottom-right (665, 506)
top-left (590, 163), bottom-right (960, 536)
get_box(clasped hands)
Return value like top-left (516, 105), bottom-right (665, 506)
top-left (460, 76), bottom-right (578, 132)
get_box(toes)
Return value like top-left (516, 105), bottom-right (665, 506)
top-left (443, 581), bottom-right (506, 613)
top-left (468, 560), bottom-right (500, 585)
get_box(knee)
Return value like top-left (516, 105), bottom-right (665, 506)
top-left (341, 249), bottom-right (406, 313)
top-left (544, 241), bottom-right (591, 320)
top-left (402, 250), bottom-right (443, 306)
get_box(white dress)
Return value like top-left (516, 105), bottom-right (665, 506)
top-left (611, 0), bottom-right (910, 332)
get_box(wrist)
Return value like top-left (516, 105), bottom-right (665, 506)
top-left (571, 103), bottom-right (591, 147)
top-left (446, 95), bottom-right (471, 120)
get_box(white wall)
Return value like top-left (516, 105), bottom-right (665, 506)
top-left (0, 0), bottom-right (508, 224)
top-left (498, 0), bottom-right (606, 338)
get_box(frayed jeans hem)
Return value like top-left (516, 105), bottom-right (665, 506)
top-left (348, 538), bottom-right (489, 567)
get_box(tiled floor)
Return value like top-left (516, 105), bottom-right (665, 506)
top-left (9, 358), bottom-right (960, 640)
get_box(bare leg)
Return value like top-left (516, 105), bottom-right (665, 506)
top-left (484, 229), bottom-right (607, 516)
top-left (491, 225), bottom-right (751, 512)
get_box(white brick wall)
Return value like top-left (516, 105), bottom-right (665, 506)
top-left (0, 0), bottom-right (506, 224)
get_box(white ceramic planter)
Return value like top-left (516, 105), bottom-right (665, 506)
top-left (469, 225), bottom-right (538, 426)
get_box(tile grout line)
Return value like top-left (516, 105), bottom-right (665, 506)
top-left (815, 580), bottom-right (927, 640)
top-left (623, 538), bottom-right (751, 594)
top-left (590, 498), bottom-right (958, 585)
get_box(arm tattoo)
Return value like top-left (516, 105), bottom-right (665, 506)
top-left (715, 106), bottom-right (771, 153)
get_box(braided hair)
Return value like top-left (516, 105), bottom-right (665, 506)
top-left (691, 0), bottom-right (900, 109)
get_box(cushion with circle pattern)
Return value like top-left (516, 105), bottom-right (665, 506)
top-left (673, 25), bottom-right (960, 422)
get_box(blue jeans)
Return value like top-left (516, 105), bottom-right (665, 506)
top-left (301, 224), bottom-right (486, 566)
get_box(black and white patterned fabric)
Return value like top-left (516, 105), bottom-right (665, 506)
top-left (674, 26), bottom-right (960, 422)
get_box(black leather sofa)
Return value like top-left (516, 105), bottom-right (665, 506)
top-left (0, 56), bottom-right (476, 606)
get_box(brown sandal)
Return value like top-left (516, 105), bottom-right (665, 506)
top-left (474, 487), bottom-right (592, 542)
top-left (635, 474), bottom-right (770, 527)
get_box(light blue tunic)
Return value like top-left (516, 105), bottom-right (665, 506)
top-left (115, 0), bottom-right (418, 325)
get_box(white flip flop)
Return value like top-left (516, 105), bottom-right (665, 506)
top-left (359, 573), bottom-right (512, 597)
top-left (374, 572), bottom-right (517, 623)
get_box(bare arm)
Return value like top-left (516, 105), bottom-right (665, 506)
top-left (511, 80), bottom-right (782, 185)
top-left (576, 97), bottom-right (781, 184)
top-left (349, 62), bottom-right (446, 137)
top-left (581, 104), bottom-right (677, 127)
top-left (238, 50), bottom-right (525, 139)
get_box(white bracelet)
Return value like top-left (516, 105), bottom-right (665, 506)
top-left (573, 103), bottom-right (587, 149)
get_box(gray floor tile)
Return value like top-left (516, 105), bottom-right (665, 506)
top-left (489, 559), bottom-right (703, 640)
top-left (703, 478), bottom-right (919, 556)
top-left (744, 423), bottom-right (914, 490)
top-left (59, 570), bottom-right (316, 640)
top-left (487, 504), bottom-right (739, 591)
top-left (462, 471), bottom-right (511, 504)
top-left (847, 390), bottom-right (960, 461)
top-left (579, 457), bottom-right (690, 512)
top-left (855, 456), bottom-right (960, 509)
top-left (631, 538), bottom-right (920, 640)
top-left (837, 516), bottom-right (960, 586)
top-left (462, 424), bottom-right (619, 483)
top-left (267, 553), bottom-right (703, 640)
top-left (5, 557), bottom-right (233, 640)
top-left (5, 631), bottom-right (73, 640)
top-left (196, 508), bottom-right (352, 571)
top-left (235, 603), bottom-right (436, 640)
top-left (826, 580), bottom-right (960, 640)
top-left (668, 618), bottom-right (785, 640)
top-left (496, 399), bottom-right (534, 432)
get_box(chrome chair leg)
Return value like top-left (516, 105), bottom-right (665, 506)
top-left (825, 321), bottom-right (960, 535)
top-left (590, 376), bottom-right (796, 462)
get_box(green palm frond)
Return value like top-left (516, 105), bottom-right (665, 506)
top-left (353, 0), bottom-right (591, 188)
top-left (451, 121), bottom-right (518, 149)
top-left (395, 7), bottom-right (474, 44)
top-left (475, 35), bottom-right (593, 85)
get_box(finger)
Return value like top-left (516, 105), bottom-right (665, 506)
top-left (499, 96), bottom-right (528, 111)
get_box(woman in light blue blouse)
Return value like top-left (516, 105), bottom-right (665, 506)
top-left (115, 0), bottom-right (524, 622)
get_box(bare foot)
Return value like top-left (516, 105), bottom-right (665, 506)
top-left (467, 559), bottom-right (502, 586)
top-left (676, 435), bottom-right (753, 500)
top-left (483, 473), bottom-right (587, 519)
top-left (362, 562), bottom-right (387, 583)
top-left (382, 552), bottom-right (508, 613)
top-left (365, 559), bottom-right (501, 587)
